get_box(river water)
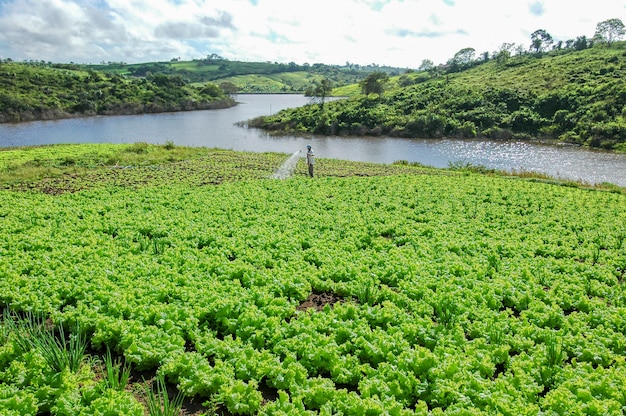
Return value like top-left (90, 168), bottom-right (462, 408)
top-left (1, 94), bottom-right (625, 187)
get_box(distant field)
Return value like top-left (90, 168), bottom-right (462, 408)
top-left (84, 59), bottom-right (399, 94)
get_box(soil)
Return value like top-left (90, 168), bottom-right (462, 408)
top-left (296, 291), bottom-right (349, 312)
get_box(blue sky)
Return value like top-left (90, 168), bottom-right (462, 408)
top-left (0, 0), bottom-right (624, 66)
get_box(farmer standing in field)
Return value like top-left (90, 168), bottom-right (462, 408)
top-left (306, 145), bottom-right (315, 177)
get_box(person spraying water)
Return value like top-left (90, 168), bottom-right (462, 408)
top-left (306, 145), bottom-right (315, 177)
top-left (270, 145), bottom-right (315, 179)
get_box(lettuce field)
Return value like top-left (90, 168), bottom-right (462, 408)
top-left (1, 145), bottom-right (625, 415)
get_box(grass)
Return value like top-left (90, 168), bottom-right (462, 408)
top-left (0, 143), bottom-right (215, 184)
top-left (217, 71), bottom-right (328, 93)
top-left (332, 83), bottom-right (362, 96)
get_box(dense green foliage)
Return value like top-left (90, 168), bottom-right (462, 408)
top-left (1, 144), bottom-right (625, 415)
top-left (0, 62), bottom-right (234, 123)
top-left (84, 58), bottom-right (408, 94)
top-left (253, 43), bottom-right (626, 150)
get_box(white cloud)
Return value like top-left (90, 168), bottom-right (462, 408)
top-left (0, 0), bottom-right (624, 66)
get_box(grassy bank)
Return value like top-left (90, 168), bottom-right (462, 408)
top-left (1, 144), bottom-right (625, 415)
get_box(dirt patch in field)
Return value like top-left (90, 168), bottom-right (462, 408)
top-left (296, 291), bottom-right (348, 312)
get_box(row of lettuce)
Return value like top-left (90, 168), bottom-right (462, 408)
top-left (1, 171), bottom-right (626, 414)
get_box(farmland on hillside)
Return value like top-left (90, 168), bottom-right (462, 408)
top-left (86, 59), bottom-right (404, 93)
top-left (0, 145), bottom-right (625, 415)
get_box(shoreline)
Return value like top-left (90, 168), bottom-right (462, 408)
top-left (0, 97), bottom-right (237, 124)
top-left (1, 143), bottom-right (623, 193)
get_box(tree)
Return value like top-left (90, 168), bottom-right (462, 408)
top-left (572, 35), bottom-right (589, 50)
top-left (594, 18), bottom-right (625, 46)
top-left (218, 81), bottom-right (238, 96)
top-left (453, 48), bottom-right (476, 65)
top-left (398, 75), bottom-right (414, 87)
top-left (359, 71), bottom-right (389, 96)
top-left (419, 59), bottom-right (441, 77)
top-left (495, 50), bottom-right (511, 66)
top-left (494, 43), bottom-right (514, 65)
top-left (446, 48), bottom-right (476, 72)
top-left (149, 73), bottom-right (185, 88)
top-left (530, 29), bottom-right (553, 53)
top-left (305, 78), bottom-right (333, 109)
top-left (418, 59), bottom-right (434, 72)
top-left (207, 53), bottom-right (223, 61)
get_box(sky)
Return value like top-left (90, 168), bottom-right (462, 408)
top-left (0, 0), bottom-right (624, 68)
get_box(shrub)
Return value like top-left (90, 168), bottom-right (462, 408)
top-left (126, 142), bottom-right (149, 154)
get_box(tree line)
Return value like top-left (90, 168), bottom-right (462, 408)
top-left (0, 63), bottom-right (234, 123)
top-left (434, 18), bottom-right (625, 74)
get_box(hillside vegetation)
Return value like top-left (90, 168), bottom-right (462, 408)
top-left (0, 144), bottom-right (625, 415)
top-left (0, 62), bottom-right (234, 123)
top-left (252, 43), bottom-right (626, 150)
top-left (85, 58), bottom-right (407, 94)
top-left (0, 58), bottom-right (408, 123)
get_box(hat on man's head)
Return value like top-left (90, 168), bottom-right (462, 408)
top-left (307, 145), bottom-right (311, 149)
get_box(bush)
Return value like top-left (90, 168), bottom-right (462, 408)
top-left (458, 120), bottom-right (477, 138)
top-left (126, 142), bottom-right (149, 154)
top-left (510, 107), bottom-right (545, 133)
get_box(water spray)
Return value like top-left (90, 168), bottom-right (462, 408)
top-left (271, 150), bottom-right (302, 179)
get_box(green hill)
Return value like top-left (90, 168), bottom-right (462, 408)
top-left (85, 58), bottom-right (409, 94)
top-left (0, 61), bottom-right (234, 123)
top-left (0, 144), bottom-right (625, 415)
top-left (0, 58), bottom-right (410, 123)
top-left (252, 43), bottom-right (626, 150)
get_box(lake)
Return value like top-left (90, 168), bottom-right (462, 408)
top-left (1, 94), bottom-right (625, 187)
